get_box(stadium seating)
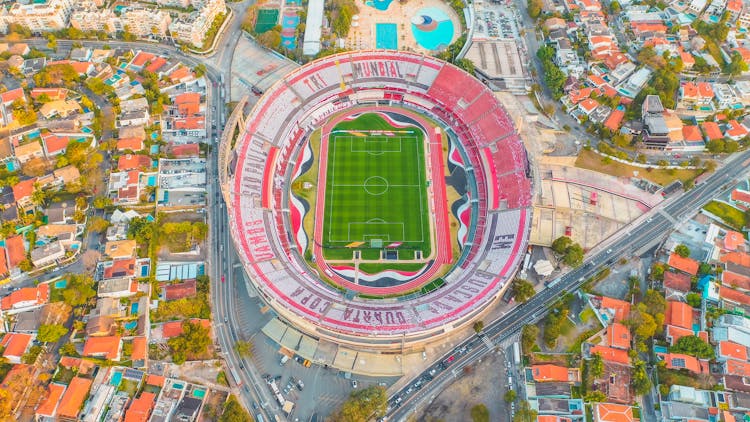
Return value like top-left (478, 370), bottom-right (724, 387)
top-left (229, 51), bottom-right (532, 337)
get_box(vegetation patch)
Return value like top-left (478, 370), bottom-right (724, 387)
top-left (704, 200), bottom-right (747, 232)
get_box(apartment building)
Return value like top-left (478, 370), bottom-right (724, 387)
top-left (120, 7), bottom-right (172, 38)
top-left (0, 0), bottom-right (75, 34)
top-left (168, 0), bottom-right (224, 47)
top-left (69, 8), bottom-right (118, 33)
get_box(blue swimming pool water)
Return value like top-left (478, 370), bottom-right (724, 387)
top-left (376, 23), bottom-right (398, 49)
top-left (110, 371), bottom-right (123, 386)
top-left (654, 345), bottom-right (668, 354)
top-left (150, 145), bottom-right (159, 154)
top-left (6, 162), bottom-right (15, 172)
top-left (147, 175), bottom-right (156, 186)
top-left (54, 279), bottom-right (67, 289)
top-left (411, 7), bottom-right (454, 51)
top-left (173, 383), bottom-right (185, 389)
top-left (366, 0), bottom-right (393, 10)
top-left (150, 132), bottom-right (158, 140)
top-left (193, 388), bottom-right (206, 398)
top-left (131, 302), bottom-right (139, 314)
top-left (124, 321), bottom-right (137, 330)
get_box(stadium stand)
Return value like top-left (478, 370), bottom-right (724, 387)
top-left (226, 51), bottom-right (531, 343)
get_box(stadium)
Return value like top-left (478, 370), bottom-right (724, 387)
top-left (220, 50), bottom-right (532, 351)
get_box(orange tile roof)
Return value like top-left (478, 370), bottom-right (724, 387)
top-left (723, 270), bottom-right (750, 290)
top-left (82, 335), bottom-right (121, 360)
top-left (588, 74), bottom-right (607, 87)
top-left (146, 374), bottom-right (165, 387)
top-left (174, 92), bottom-right (200, 106)
top-left (69, 61), bottom-right (93, 75)
top-left (531, 364), bottom-right (571, 382)
top-left (725, 411), bottom-right (737, 422)
top-left (116, 137), bottom-right (144, 151)
top-left (602, 53), bottom-right (629, 70)
top-left (721, 286), bottom-right (750, 305)
top-left (178, 102), bottom-right (200, 116)
top-left (1, 88), bottom-right (24, 105)
top-left (35, 382), bottom-right (66, 417)
top-left (698, 82), bottom-right (713, 98)
top-left (168, 66), bottom-right (193, 82)
top-left (124, 391), bottom-right (155, 422)
top-left (662, 352), bottom-right (708, 374)
top-left (161, 319), bottom-right (211, 338)
top-left (5, 235), bottom-right (25, 268)
top-left (726, 120), bottom-right (748, 138)
top-left (722, 251), bottom-right (750, 266)
top-left (682, 125), bottom-right (703, 142)
top-left (0, 284), bottom-right (49, 310)
top-left (666, 325), bottom-right (695, 345)
top-left (594, 403), bottom-right (635, 422)
top-left (43, 134), bottom-right (71, 155)
top-left (103, 258), bottom-right (136, 279)
top-left (600, 84), bottom-right (618, 98)
top-left (131, 52), bottom-right (156, 68)
top-left (632, 22), bottom-right (667, 33)
top-left (57, 377), bottom-right (92, 420)
top-left (600, 297), bottom-right (631, 322)
top-left (726, 359), bottom-right (750, 376)
top-left (162, 278), bottom-right (197, 301)
top-left (590, 345), bottom-right (630, 365)
top-left (681, 51), bottom-right (696, 66)
top-left (702, 121), bottom-right (724, 141)
top-left (12, 178), bottom-right (35, 202)
top-left (665, 301), bottom-right (693, 329)
top-left (118, 154), bottom-right (152, 171)
top-left (727, 0), bottom-right (743, 11)
top-left (174, 116), bottom-right (205, 130)
top-left (30, 88), bottom-right (67, 101)
top-left (1, 333), bottom-right (32, 358)
top-left (664, 271), bottom-right (691, 292)
top-left (579, 98), bottom-right (602, 113)
top-left (668, 253), bottom-right (699, 275)
top-left (145, 57), bottom-right (167, 73)
top-left (569, 87), bottom-right (593, 105)
top-left (720, 341), bottom-right (748, 361)
top-left (170, 143), bottom-right (200, 157)
top-left (608, 322), bottom-right (631, 349)
top-left (604, 109), bottom-right (625, 131)
top-left (724, 230), bottom-right (745, 251)
top-left (0, 247), bottom-right (7, 277)
top-left (131, 336), bottom-right (147, 361)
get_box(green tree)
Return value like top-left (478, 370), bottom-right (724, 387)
top-left (632, 359), bottom-right (652, 395)
top-left (610, 0), bottom-right (621, 13)
top-left (642, 289), bottom-right (667, 315)
top-left (591, 352), bottom-right (604, 377)
top-left (219, 395), bottom-right (251, 422)
top-left (471, 404), bottom-right (490, 422)
top-left (671, 335), bottom-right (715, 358)
top-left (527, 0), bottom-right (543, 18)
top-left (504, 390), bottom-right (517, 402)
top-left (513, 401), bottom-right (538, 422)
top-left (234, 340), bottom-right (253, 358)
top-left (727, 51), bottom-right (748, 76)
top-left (167, 321), bottom-right (211, 364)
top-left (60, 273), bottom-right (96, 307)
top-left (563, 244), bottom-right (585, 267)
top-left (551, 236), bottom-right (572, 254)
top-left (37, 324), bottom-right (68, 343)
top-left (521, 324), bottom-right (539, 354)
top-left (59, 342), bottom-right (79, 357)
top-left (686, 292), bottom-right (702, 308)
top-left (92, 196), bottom-right (113, 209)
top-left (585, 391), bottom-right (607, 402)
top-left (513, 278), bottom-right (536, 303)
top-left (473, 320), bottom-right (484, 333)
top-left (651, 263), bottom-right (666, 281)
top-left (331, 386), bottom-right (387, 422)
top-left (706, 138), bottom-right (726, 153)
top-left (674, 244), bottom-right (690, 258)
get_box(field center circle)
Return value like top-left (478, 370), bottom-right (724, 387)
top-left (363, 176), bottom-right (389, 195)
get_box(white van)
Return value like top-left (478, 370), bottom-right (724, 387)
top-left (280, 355), bottom-right (289, 366)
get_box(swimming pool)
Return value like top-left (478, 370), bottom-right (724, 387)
top-left (366, 0), bottom-right (393, 10)
top-left (54, 279), bottom-right (67, 289)
top-left (131, 302), bottom-right (139, 314)
top-left (192, 388), bottom-right (206, 398)
top-left (150, 145), bottom-right (159, 154)
top-left (376, 23), bottom-right (398, 50)
top-left (411, 7), bottom-right (454, 51)
top-left (173, 383), bottom-right (185, 389)
top-left (124, 321), bottom-right (137, 330)
top-left (110, 371), bottom-right (123, 386)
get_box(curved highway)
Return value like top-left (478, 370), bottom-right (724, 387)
top-left (387, 149), bottom-right (750, 421)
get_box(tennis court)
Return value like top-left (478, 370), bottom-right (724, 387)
top-left (255, 8), bottom-right (280, 33)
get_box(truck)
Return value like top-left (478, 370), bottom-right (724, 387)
top-left (546, 277), bottom-right (562, 288)
top-left (512, 342), bottom-right (521, 365)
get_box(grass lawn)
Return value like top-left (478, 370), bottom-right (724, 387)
top-left (704, 200), bottom-right (747, 232)
top-left (322, 113), bottom-right (431, 259)
top-left (575, 149), bottom-right (703, 186)
top-left (579, 307), bottom-right (595, 323)
top-left (357, 262), bottom-right (427, 273)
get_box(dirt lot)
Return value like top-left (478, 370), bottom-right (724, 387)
top-left (421, 350), bottom-right (508, 422)
top-left (575, 149), bottom-right (701, 186)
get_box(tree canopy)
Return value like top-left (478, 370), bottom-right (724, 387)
top-left (331, 386), bottom-right (387, 422)
top-left (60, 273), bottom-right (96, 307)
top-left (513, 278), bottom-right (536, 303)
top-left (38, 324), bottom-right (68, 343)
top-left (471, 404), bottom-right (490, 422)
top-left (671, 335), bottom-right (715, 359)
top-left (219, 395), bottom-right (251, 422)
top-left (167, 321), bottom-right (211, 364)
top-left (674, 244), bottom-right (691, 258)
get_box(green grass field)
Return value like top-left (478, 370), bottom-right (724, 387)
top-left (322, 113), bottom-right (431, 259)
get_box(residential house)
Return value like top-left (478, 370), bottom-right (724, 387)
top-left (35, 383), bottom-right (66, 420)
top-left (97, 278), bottom-right (138, 298)
top-left (104, 239), bottom-right (137, 260)
top-left (82, 335), bottom-right (122, 360)
top-left (57, 377), bottom-right (93, 421)
top-left (0, 333), bottom-right (33, 364)
top-left (0, 284), bottom-right (50, 313)
top-left (13, 141), bottom-right (44, 163)
top-left (30, 240), bottom-right (65, 268)
top-left (592, 403), bottom-right (636, 422)
top-left (530, 365), bottom-right (581, 383)
top-left (668, 253), bottom-right (700, 275)
top-left (664, 271), bottom-right (691, 300)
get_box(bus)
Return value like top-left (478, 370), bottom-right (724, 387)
top-left (229, 367), bottom-right (243, 387)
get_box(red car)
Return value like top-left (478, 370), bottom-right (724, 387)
top-left (221, 275), bottom-right (225, 283)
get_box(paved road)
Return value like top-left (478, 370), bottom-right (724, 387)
top-left (388, 149), bottom-right (750, 421)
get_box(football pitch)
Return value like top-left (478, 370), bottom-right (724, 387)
top-left (322, 113), bottom-right (431, 258)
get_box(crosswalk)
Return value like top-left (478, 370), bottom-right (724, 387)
top-left (481, 334), bottom-right (495, 350)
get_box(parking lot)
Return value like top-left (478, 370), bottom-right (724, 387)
top-left (474, 2), bottom-right (521, 39)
